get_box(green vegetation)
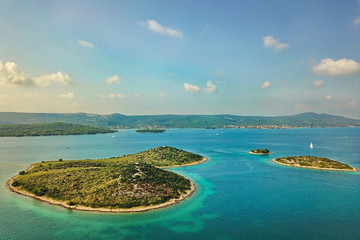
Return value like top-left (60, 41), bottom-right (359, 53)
top-left (0, 112), bottom-right (359, 128)
top-left (10, 146), bottom-right (205, 210)
top-left (0, 122), bottom-right (115, 137)
top-left (274, 156), bottom-right (355, 170)
top-left (250, 149), bottom-right (271, 154)
top-left (136, 129), bottom-right (166, 133)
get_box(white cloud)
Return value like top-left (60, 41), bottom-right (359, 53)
top-left (107, 93), bottom-right (127, 99)
top-left (204, 81), bottom-right (217, 92)
top-left (159, 93), bottom-right (168, 98)
top-left (133, 94), bottom-right (141, 98)
top-left (353, 16), bottom-right (360, 25)
top-left (106, 75), bottom-right (123, 84)
top-left (325, 94), bottom-right (333, 100)
top-left (24, 93), bottom-right (39, 98)
top-left (59, 92), bottom-right (75, 99)
top-left (1, 60), bottom-right (72, 87)
top-left (184, 83), bottom-right (200, 92)
top-left (143, 19), bottom-right (183, 38)
top-left (263, 36), bottom-right (290, 51)
top-left (313, 80), bottom-right (324, 87)
top-left (78, 39), bottom-right (95, 48)
top-left (0, 61), bottom-right (33, 86)
top-left (312, 58), bottom-right (360, 76)
top-left (261, 81), bottom-right (271, 89)
top-left (34, 71), bottom-right (72, 86)
top-left (0, 94), bottom-right (8, 99)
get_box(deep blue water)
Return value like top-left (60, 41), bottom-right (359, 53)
top-left (0, 128), bottom-right (359, 240)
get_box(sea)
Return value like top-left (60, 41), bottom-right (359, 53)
top-left (0, 128), bottom-right (359, 240)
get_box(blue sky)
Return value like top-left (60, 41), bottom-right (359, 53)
top-left (0, 0), bottom-right (359, 118)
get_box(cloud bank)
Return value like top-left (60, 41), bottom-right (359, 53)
top-left (312, 58), bottom-right (360, 76)
top-left (0, 60), bottom-right (72, 87)
top-left (0, 61), bottom-right (32, 86)
top-left (34, 72), bottom-right (72, 86)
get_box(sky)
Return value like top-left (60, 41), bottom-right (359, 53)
top-left (0, 0), bottom-right (359, 118)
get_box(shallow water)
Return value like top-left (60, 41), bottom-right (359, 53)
top-left (1, 128), bottom-right (359, 240)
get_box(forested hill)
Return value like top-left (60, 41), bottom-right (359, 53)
top-left (0, 122), bottom-right (115, 137)
top-left (0, 112), bottom-right (359, 128)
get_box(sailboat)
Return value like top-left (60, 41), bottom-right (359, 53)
top-left (310, 142), bottom-right (314, 149)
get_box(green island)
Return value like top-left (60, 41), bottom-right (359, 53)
top-left (0, 122), bottom-right (115, 137)
top-left (273, 156), bottom-right (358, 171)
top-left (136, 129), bottom-right (166, 133)
top-left (249, 149), bottom-right (271, 155)
top-left (8, 146), bottom-right (207, 212)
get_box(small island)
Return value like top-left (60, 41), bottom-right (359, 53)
top-left (8, 146), bottom-right (207, 213)
top-left (249, 149), bottom-right (271, 155)
top-left (0, 122), bottom-right (115, 137)
top-left (136, 129), bottom-right (166, 133)
top-left (273, 156), bottom-right (358, 172)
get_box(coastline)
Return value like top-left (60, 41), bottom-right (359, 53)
top-left (161, 157), bottom-right (208, 168)
top-left (7, 177), bottom-right (196, 213)
top-left (6, 156), bottom-right (207, 213)
top-left (249, 152), bottom-right (272, 155)
top-left (272, 159), bottom-right (358, 172)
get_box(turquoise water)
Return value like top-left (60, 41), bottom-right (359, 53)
top-left (1, 128), bottom-right (359, 240)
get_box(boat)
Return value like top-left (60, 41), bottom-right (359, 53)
top-left (112, 135), bottom-right (115, 138)
top-left (310, 142), bottom-right (314, 149)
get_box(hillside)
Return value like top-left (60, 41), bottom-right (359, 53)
top-left (0, 112), bottom-right (359, 128)
top-left (273, 156), bottom-right (357, 171)
top-left (8, 146), bottom-right (206, 212)
top-left (0, 122), bottom-right (115, 137)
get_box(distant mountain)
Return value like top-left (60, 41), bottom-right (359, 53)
top-left (0, 112), bottom-right (359, 128)
top-left (0, 122), bottom-right (115, 137)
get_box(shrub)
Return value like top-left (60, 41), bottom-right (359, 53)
top-left (67, 201), bottom-right (77, 206)
top-left (12, 181), bottom-right (20, 187)
top-left (19, 171), bottom-right (26, 175)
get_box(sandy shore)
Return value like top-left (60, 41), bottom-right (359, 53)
top-left (161, 157), bottom-right (208, 168)
top-left (7, 158), bottom-right (207, 213)
top-left (272, 159), bottom-right (359, 172)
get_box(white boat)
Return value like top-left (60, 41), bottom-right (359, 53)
top-left (310, 142), bottom-right (314, 149)
top-left (112, 135), bottom-right (115, 138)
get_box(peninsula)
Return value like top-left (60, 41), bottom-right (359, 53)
top-left (273, 156), bottom-right (358, 171)
top-left (249, 149), bottom-right (271, 155)
top-left (0, 122), bottom-right (115, 137)
top-left (8, 146), bottom-right (207, 212)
